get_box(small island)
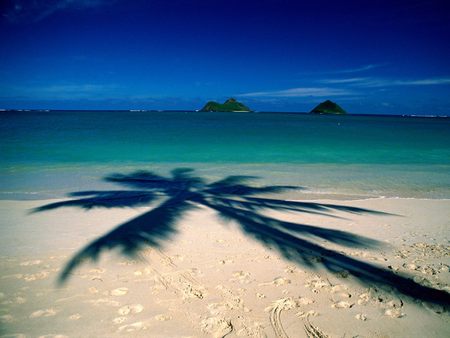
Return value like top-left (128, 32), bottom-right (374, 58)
top-left (310, 100), bottom-right (347, 115)
top-left (200, 98), bottom-right (251, 112)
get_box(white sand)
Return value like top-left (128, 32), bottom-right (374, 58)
top-left (0, 198), bottom-right (449, 337)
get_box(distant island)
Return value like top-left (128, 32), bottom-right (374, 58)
top-left (200, 98), bottom-right (251, 112)
top-left (310, 100), bottom-right (347, 114)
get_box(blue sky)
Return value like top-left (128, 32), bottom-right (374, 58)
top-left (1, 0), bottom-right (449, 114)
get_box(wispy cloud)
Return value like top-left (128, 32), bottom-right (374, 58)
top-left (3, 0), bottom-right (116, 23)
top-left (320, 77), bottom-right (370, 84)
top-left (238, 87), bottom-right (354, 98)
top-left (332, 64), bottom-right (386, 74)
top-left (393, 78), bottom-right (450, 86)
top-left (319, 77), bottom-right (450, 87)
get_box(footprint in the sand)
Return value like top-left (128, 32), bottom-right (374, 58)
top-left (118, 322), bottom-right (146, 332)
top-left (88, 287), bottom-right (99, 294)
top-left (259, 277), bottom-right (291, 287)
top-left (22, 271), bottom-right (50, 281)
top-left (69, 313), bottom-right (81, 320)
top-left (296, 310), bottom-right (319, 318)
top-left (201, 316), bottom-right (233, 338)
top-left (29, 308), bottom-right (58, 318)
top-left (113, 316), bottom-right (128, 324)
top-left (304, 276), bottom-right (329, 292)
top-left (231, 271), bottom-right (252, 284)
top-left (118, 304), bottom-right (144, 315)
top-left (355, 313), bottom-right (367, 321)
top-left (383, 299), bottom-right (405, 318)
top-left (384, 308), bottom-right (405, 318)
top-left (331, 301), bottom-right (354, 309)
top-left (110, 287), bottom-right (129, 296)
top-left (284, 265), bottom-right (297, 274)
top-left (154, 314), bottom-right (172, 321)
top-left (181, 283), bottom-right (204, 299)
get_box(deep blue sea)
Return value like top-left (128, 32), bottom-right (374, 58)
top-left (1, 110), bottom-right (449, 199)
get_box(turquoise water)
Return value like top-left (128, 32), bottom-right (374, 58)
top-left (1, 111), bottom-right (450, 199)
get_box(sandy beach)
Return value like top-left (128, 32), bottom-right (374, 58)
top-left (1, 197), bottom-right (449, 337)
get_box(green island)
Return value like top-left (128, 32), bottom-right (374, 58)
top-left (200, 98), bottom-right (251, 112)
top-left (310, 100), bottom-right (347, 114)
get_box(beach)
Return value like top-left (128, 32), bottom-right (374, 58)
top-left (0, 196), bottom-right (449, 337)
top-left (1, 111), bottom-right (449, 337)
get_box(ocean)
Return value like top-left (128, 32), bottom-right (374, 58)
top-left (1, 110), bottom-right (449, 200)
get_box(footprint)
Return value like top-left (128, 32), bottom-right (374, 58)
top-left (118, 304), bottom-right (144, 315)
top-left (154, 314), bottom-right (172, 321)
top-left (201, 317), bottom-right (233, 338)
top-left (231, 271), bottom-right (251, 284)
top-left (284, 266), bottom-right (296, 273)
top-left (298, 297), bottom-right (314, 305)
top-left (256, 293), bottom-right (266, 299)
top-left (111, 287), bottom-right (128, 296)
top-left (118, 322), bottom-right (145, 332)
top-left (30, 308), bottom-right (58, 318)
top-left (23, 271), bottom-right (50, 281)
top-left (88, 287), bottom-right (99, 294)
top-left (182, 284), bottom-right (204, 299)
top-left (89, 268), bottom-right (105, 274)
top-left (259, 277), bottom-right (291, 287)
top-left (355, 313), bottom-right (367, 321)
top-left (296, 310), bottom-right (318, 318)
top-left (384, 308), bottom-right (405, 318)
top-left (331, 301), bottom-right (354, 309)
top-left (69, 313), bottom-right (81, 320)
top-left (113, 316), bottom-right (128, 324)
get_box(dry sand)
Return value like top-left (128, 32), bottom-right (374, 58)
top-left (0, 197), bottom-right (449, 337)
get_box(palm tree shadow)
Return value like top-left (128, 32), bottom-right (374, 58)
top-left (34, 168), bottom-right (450, 308)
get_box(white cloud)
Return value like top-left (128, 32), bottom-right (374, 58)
top-left (332, 64), bottom-right (386, 74)
top-left (393, 78), bottom-right (450, 85)
top-left (319, 77), bottom-right (370, 84)
top-left (319, 77), bottom-right (450, 87)
top-left (239, 87), bottom-right (354, 98)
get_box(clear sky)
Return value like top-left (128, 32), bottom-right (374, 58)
top-left (1, 0), bottom-right (449, 114)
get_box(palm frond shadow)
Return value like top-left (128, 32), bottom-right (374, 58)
top-left (34, 168), bottom-right (450, 307)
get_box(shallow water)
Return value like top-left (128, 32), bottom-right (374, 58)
top-left (1, 111), bottom-right (449, 199)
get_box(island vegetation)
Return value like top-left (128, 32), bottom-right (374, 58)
top-left (310, 100), bottom-right (347, 114)
top-left (200, 98), bottom-right (251, 112)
